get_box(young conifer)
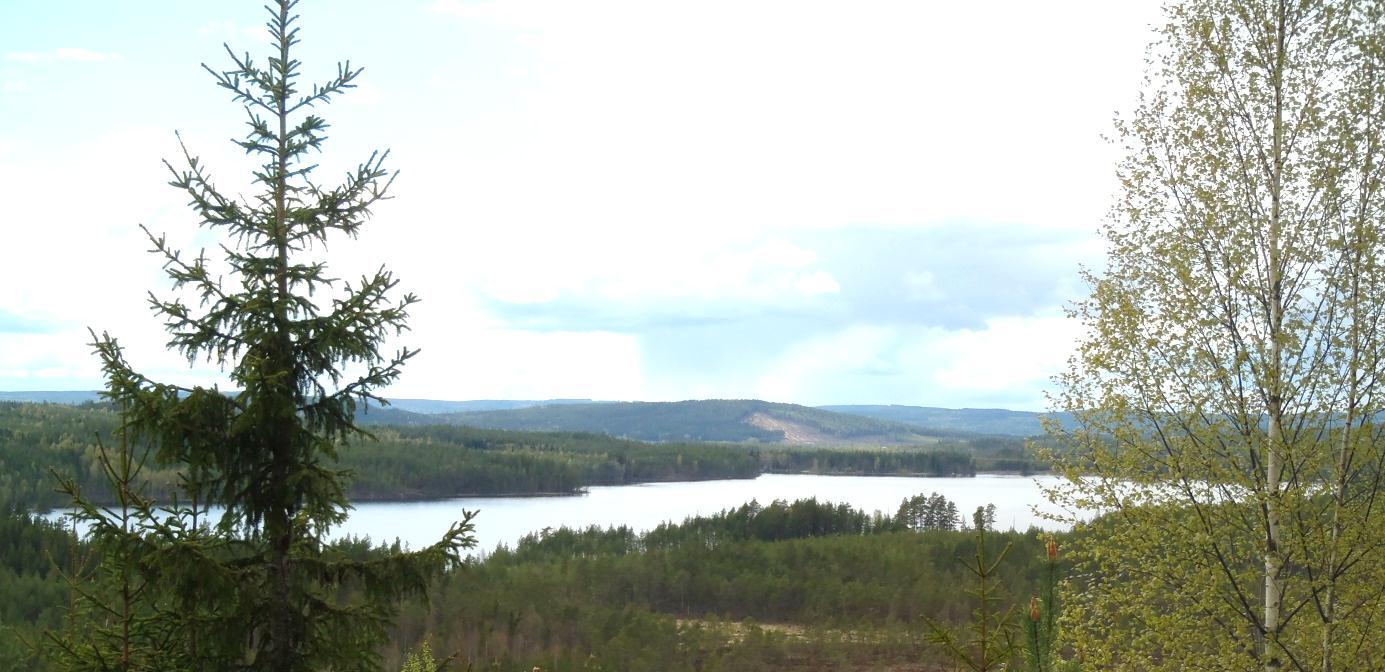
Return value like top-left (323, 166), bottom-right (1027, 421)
top-left (56, 1), bottom-right (475, 670)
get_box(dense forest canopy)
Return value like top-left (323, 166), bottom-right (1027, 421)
top-left (13, 0), bottom-right (1385, 669)
top-left (1, 493), bottom-right (1059, 671)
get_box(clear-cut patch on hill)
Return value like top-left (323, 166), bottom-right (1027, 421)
top-left (745, 412), bottom-right (833, 445)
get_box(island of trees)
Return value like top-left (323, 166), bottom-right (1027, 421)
top-left (5, 0), bottom-right (1385, 670)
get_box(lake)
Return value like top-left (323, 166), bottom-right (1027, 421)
top-left (345, 473), bottom-right (1069, 554)
top-left (47, 473), bottom-right (1070, 555)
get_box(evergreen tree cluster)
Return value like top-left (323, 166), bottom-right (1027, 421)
top-left (896, 492), bottom-right (961, 531)
top-left (380, 497), bottom-right (1051, 670)
top-left (0, 513), bottom-right (74, 672)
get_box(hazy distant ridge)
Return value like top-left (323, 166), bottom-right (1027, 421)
top-left (0, 391), bottom-right (104, 404)
top-left (0, 392), bottom-right (592, 416)
top-left (0, 392), bottom-right (1066, 440)
top-left (431, 399), bottom-right (958, 445)
top-left (383, 398), bottom-right (596, 414)
top-left (820, 405), bottom-right (1073, 437)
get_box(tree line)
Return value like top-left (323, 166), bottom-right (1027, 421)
top-left (0, 492), bottom-right (1051, 671)
top-left (18, 0), bottom-right (1385, 668)
top-left (0, 402), bottom-right (1021, 512)
top-left (378, 494), bottom-right (1053, 670)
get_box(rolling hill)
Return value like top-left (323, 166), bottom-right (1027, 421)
top-left (1, 391), bottom-right (1063, 443)
top-left (0, 392), bottom-right (595, 420)
top-left (0, 391), bottom-right (104, 404)
top-left (820, 404), bottom-right (1073, 437)
top-left (382, 398), bottom-right (596, 414)
top-left (434, 399), bottom-right (947, 445)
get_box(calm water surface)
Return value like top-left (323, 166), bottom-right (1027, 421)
top-left (47, 474), bottom-right (1070, 556)
top-left (346, 473), bottom-right (1069, 554)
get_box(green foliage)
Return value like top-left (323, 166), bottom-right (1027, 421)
top-left (925, 522), bottom-right (1016, 671)
top-left (0, 402), bottom-right (995, 511)
top-left (0, 511), bottom-right (76, 672)
top-left (0, 402), bottom-right (158, 511)
top-left (383, 497), bottom-right (1053, 670)
top-left (399, 641), bottom-right (452, 672)
top-left (761, 445), bottom-right (978, 476)
top-left (0, 493), bottom-right (1056, 671)
top-left (972, 504), bottom-right (997, 532)
top-left (1021, 536), bottom-right (1064, 672)
top-left (352, 424), bottom-right (764, 497)
top-left (44, 419), bottom-right (175, 672)
top-left (923, 531), bottom-right (1073, 672)
top-left (515, 496), bottom-right (910, 561)
top-left (1044, 0), bottom-right (1385, 669)
top-left (47, 3), bottom-right (474, 670)
top-left (896, 492), bottom-right (961, 531)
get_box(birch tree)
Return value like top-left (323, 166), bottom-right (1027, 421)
top-left (1043, 1), bottom-right (1385, 670)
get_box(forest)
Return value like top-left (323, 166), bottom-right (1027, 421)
top-left (0, 401), bottom-right (1025, 512)
top-left (9, 0), bottom-right (1385, 669)
top-left (0, 493), bottom-right (1058, 671)
top-left (382, 496), bottom-right (1054, 671)
top-left (422, 399), bottom-right (956, 444)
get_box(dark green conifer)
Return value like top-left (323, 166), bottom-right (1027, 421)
top-left (52, 2), bottom-right (475, 670)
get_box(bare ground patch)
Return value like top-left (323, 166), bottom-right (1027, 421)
top-left (745, 412), bottom-right (833, 445)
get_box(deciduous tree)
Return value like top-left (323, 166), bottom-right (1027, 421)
top-left (1045, 1), bottom-right (1385, 670)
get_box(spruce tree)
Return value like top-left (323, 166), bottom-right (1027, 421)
top-left (56, 1), bottom-right (475, 670)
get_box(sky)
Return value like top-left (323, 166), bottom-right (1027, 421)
top-left (0, 0), bottom-right (1165, 411)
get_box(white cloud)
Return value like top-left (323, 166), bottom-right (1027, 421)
top-left (904, 271), bottom-right (943, 302)
top-left (1, 0), bottom-right (1161, 406)
top-left (419, 0), bottom-right (1162, 238)
top-left (458, 231), bottom-right (838, 312)
top-left (794, 271), bottom-right (840, 297)
top-left (0, 333), bottom-right (87, 377)
top-left (481, 274), bottom-right (562, 305)
top-left (393, 328), bottom-right (645, 401)
top-left (756, 326), bottom-right (902, 404)
top-left (0, 125), bottom-right (245, 390)
top-left (753, 312), bottom-right (1080, 409)
top-left (925, 314), bottom-right (1081, 402)
top-left (381, 0), bottom-right (1165, 403)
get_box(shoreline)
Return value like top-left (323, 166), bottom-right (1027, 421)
top-left (349, 469), bottom-right (1052, 504)
top-left (30, 469), bottom-right (1053, 513)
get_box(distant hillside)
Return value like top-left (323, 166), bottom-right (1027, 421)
top-left (434, 399), bottom-right (946, 445)
top-left (383, 398), bottom-right (595, 414)
top-left (0, 391), bottom-right (1067, 442)
top-left (0, 392), bottom-right (593, 418)
top-left (0, 391), bottom-right (103, 404)
top-left (819, 405), bottom-right (1074, 437)
top-left (353, 405), bottom-right (432, 426)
